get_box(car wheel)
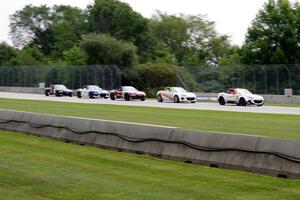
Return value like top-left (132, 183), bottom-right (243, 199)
top-left (238, 98), bottom-right (247, 106)
top-left (110, 94), bottom-right (115, 100)
top-left (55, 91), bottom-right (61, 97)
top-left (218, 97), bottom-right (226, 105)
top-left (45, 91), bottom-right (50, 96)
top-left (125, 93), bottom-right (130, 101)
top-left (174, 95), bottom-right (180, 103)
top-left (77, 92), bottom-right (82, 98)
top-left (191, 101), bottom-right (196, 103)
top-left (69, 93), bottom-right (73, 97)
top-left (89, 92), bottom-right (94, 99)
top-left (157, 94), bottom-right (163, 102)
top-left (141, 97), bottom-right (145, 101)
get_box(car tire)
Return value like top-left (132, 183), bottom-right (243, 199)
top-left (69, 93), bottom-right (73, 97)
top-left (77, 92), bottom-right (82, 98)
top-left (125, 93), bottom-right (130, 101)
top-left (191, 101), bottom-right (196, 103)
top-left (110, 94), bottom-right (115, 100)
top-left (218, 97), bottom-right (226, 105)
top-left (45, 91), bottom-right (50, 96)
top-left (157, 94), bottom-right (163, 102)
top-left (89, 92), bottom-right (94, 99)
top-left (174, 95), bottom-right (180, 103)
top-left (141, 97), bottom-right (145, 101)
top-left (238, 98), bottom-right (247, 106)
top-left (55, 91), bottom-right (61, 97)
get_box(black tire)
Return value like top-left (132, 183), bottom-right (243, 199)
top-left (45, 91), bottom-right (50, 96)
top-left (69, 93), bottom-right (73, 97)
top-left (89, 92), bottom-right (94, 99)
top-left (174, 95), bottom-right (180, 103)
top-left (141, 97), bottom-right (146, 101)
top-left (55, 91), bottom-right (61, 97)
top-left (157, 94), bottom-right (163, 102)
top-left (110, 94), bottom-right (115, 100)
top-left (77, 92), bottom-right (82, 98)
top-left (238, 98), bottom-right (247, 106)
top-left (218, 97), bottom-right (226, 105)
top-left (125, 93), bottom-right (130, 101)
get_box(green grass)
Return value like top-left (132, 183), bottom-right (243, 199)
top-left (266, 103), bottom-right (300, 107)
top-left (1, 130), bottom-right (300, 200)
top-left (0, 98), bottom-right (300, 140)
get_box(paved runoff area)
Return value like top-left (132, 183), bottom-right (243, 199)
top-left (1, 92), bottom-right (300, 115)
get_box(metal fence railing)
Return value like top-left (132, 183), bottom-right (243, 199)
top-left (175, 65), bottom-right (300, 95)
top-left (0, 65), bottom-right (122, 90)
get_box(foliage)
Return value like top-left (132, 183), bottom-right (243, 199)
top-left (242, 0), bottom-right (300, 65)
top-left (0, 42), bottom-right (17, 66)
top-left (123, 63), bottom-right (177, 96)
top-left (80, 34), bottom-right (137, 67)
top-left (63, 46), bottom-right (87, 65)
top-left (150, 12), bottom-right (231, 66)
top-left (88, 0), bottom-right (148, 43)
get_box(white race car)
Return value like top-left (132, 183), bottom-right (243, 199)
top-left (76, 85), bottom-right (109, 99)
top-left (157, 87), bottom-right (197, 103)
top-left (218, 88), bottom-right (264, 106)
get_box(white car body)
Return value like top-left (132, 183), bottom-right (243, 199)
top-left (76, 85), bottom-right (109, 99)
top-left (157, 87), bottom-right (197, 103)
top-left (218, 88), bottom-right (264, 106)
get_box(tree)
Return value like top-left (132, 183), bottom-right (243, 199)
top-left (8, 47), bottom-right (48, 66)
top-left (150, 12), bottom-right (231, 66)
top-left (63, 46), bottom-right (87, 65)
top-left (10, 4), bottom-right (87, 57)
top-left (9, 5), bottom-right (53, 51)
top-left (88, 0), bottom-right (148, 44)
top-left (0, 42), bottom-right (17, 66)
top-left (242, 0), bottom-right (300, 64)
top-left (80, 34), bottom-right (137, 67)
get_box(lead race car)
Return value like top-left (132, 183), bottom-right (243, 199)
top-left (76, 85), bottom-right (109, 99)
top-left (157, 87), bottom-right (197, 103)
top-left (218, 88), bottom-right (264, 106)
top-left (110, 86), bottom-right (146, 101)
top-left (45, 84), bottom-right (73, 97)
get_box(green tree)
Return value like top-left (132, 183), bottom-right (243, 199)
top-left (0, 42), bottom-right (17, 66)
top-left (242, 0), bottom-right (299, 64)
top-left (80, 34), bottom-right (137, 67)
top-left (63, 46), bottom-right (87, 65)
top-left (10, 4), bottom-right (87, 57)
top-left (150, 12), bottom-right (231, 66)
top-left (8, 47), bottom-right (48, 66)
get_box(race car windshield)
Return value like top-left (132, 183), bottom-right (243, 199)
top-left (236, 89), bottom-right (252, 95)
top-left (88, 85), bottom-right (101, 91)
top-left (55, 85), bottom-right (67, 90)
top-left (172, 87), bottom-right (187, 92)
top-left (123, 86), bottom-right (137, 91)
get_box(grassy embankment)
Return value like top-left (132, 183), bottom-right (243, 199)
top-left (1, 130), bottom-right (300, 200)
top-left (0, 98), bottom-right (299, 140)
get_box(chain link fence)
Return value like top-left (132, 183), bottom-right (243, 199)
top-left (0, 65), bottom-right (121, 90)
top-left (175, 65), bottom-right (300, 95)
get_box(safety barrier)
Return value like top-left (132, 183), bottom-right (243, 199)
top-left (0, 109), bottom-right (300, 178)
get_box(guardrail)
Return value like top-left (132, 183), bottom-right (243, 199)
top-left (0, 109), bottom-right (299, 178)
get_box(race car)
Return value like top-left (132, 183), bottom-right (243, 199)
top-left (156, 87), bottom-right (197, 103)
top-left (45, 84), bottom-right (73, 97)
top-left (110, 86), bottom-right (146, 101)
top-left (76, 85), bottom-right (109, 99)
top-left (218, 88), bottom-right (264, 106)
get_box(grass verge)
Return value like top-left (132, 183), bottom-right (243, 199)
top-left (1, 130), bottom-right (300, 200)
top-left (0, 98), bottom-right (300, 140)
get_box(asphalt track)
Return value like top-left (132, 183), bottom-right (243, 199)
top-left (0, 92), bottom-right (300, 115)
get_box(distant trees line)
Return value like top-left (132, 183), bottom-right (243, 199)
top-left (1, 0), bottom-right (300, 94)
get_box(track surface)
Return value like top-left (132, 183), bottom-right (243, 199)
top-left (1, 92), bottom-right (300, 115)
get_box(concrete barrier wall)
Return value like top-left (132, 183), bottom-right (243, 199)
top-left (0, 109), bottom-right (300, 178)
top-left (0, 87), bottom-right (44, 94)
